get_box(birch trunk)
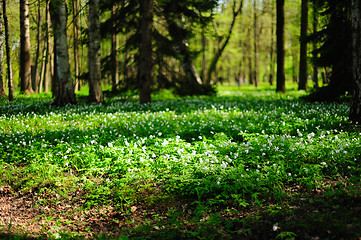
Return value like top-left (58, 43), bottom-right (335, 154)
top-left (49, 0), bottom-right (77, 106)
top-left (88, 0), bottom-right (103, 103)
top-left (20, 0), bottom-right (33, 94)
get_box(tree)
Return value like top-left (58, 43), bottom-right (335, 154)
top-left (307, 0), bottom-right (352, 101)
top-left (0, 5), bottom-right (5, 98)
top-left (73, 0), bottom-right (81, 92)
top-left (32, 0), bottom-right (42, 93)
top-left (20, 0), bottom-right (33, 94)
top-left (3, 0), bottom-right (13, 102)
top-left (298, 0), bottom-right (308, 90)
top-left (111, 4), bottom-right (119, 92)
top-left (276, 0), bottom-right (286, 92)
top-left (350, 0), bottom-right (361, 123)
top-left (312, 1), bottom-right (319, 88)
top-left (206, 0), bottom-right (243, 85)
top-left (88, 0), bottom-right (104, 104)
top-left (49, 0), bottom-right (77, 106)
top-left (138, 0), bottom-right (153, 104)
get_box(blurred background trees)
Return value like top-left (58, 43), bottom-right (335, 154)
top-left (0, 0), bottom-right (356, 105)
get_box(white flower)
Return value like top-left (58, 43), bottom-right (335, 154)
top-left (108, 142), bottom-right (113, 148)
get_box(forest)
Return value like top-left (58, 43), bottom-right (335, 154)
top-left (0, 0), bottom-right (361, 239)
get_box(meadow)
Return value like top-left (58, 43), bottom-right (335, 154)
top-left (0, 85), bottom-right (361, 239)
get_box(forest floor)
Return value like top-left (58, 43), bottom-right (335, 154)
top-left (1, 85), bottom-right (361, 239)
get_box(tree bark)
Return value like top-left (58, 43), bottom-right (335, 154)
top-left (32, 0), bottom-right (42, 93)
top-left (276, 0), bottom-right (286, 92)
top-left (73, 0), bottom-right (80, 92)
top-left (0, 6), bottom-right (5, 98)
top-left (350, 0), bottom-right (361, 123)
top-left (138, 0), bottom-right (153, 104)
top-left (20, 0), bottom-right (33, 94)
top-left (49, 0), bottom-right (77, 106)
top-left (3, 0), bottom-right (13, 101)
top-left (312, 2), bottom-right (319, 88)
top-left (298, 0), bottom-right (308, 90)
top-left (88, 0), bottom-right (104, 104)
top-left (111, 4), bottom-right (119, 92)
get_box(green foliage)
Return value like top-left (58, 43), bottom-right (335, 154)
top-left (0, 86), bottom-right (360, 239)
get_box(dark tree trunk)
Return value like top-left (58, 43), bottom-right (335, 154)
top-left (111, 4), bottom-right (119, 92)
top-left (49, 0), bottom-right (77, 106)
top-left (20, 0), bottom-right (33, 94)
top-left (276, 0), bottom-right (286, 92)
top-left (3, 0), bottom-right (13, 101)
top-left (88, 0), bottom-right (104, 104)
top-left (73, 0), bottom-right (81, 92)
top-left (138, 0), bottom-right (153, 104)
top-left (298, 0), bottom-right (308, 90)
top-left (350, 0), bottom-right (361, 123)
top-left (0, 7), bottom-right (5, 98)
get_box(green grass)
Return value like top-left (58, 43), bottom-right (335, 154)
top-left (0, 84), bottom-right (360, 239)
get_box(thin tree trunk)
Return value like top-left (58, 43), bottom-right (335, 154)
top-left (32, 0), bottom-right (42, 93)
top-left (253, 0), bottom-right (258, 87)
top-left (312, 2), bottom-right (319, 88)
top-left (20, 0), bottom-right (33, 94)
top-left (138, 0), bottom-right (153, 104)
top-left (298, 0), bottom-right (308, 90)
top-left (49, 0), bottom-right (77, 106)
top-left (3, 0), bottom-right (13, 101)
top-left (73, 0), bottom-right (80, 92)
top-left (111, 4), bottom-right (119, 92)
top-left (206, 0), bottom-right (243, 85)
top-left (350, 0), bottom-right (361, 123)
top-left (269, 0), bottom-right (275, 86)
top-left (88, 0), bottom-right (103, 103)
top-left (201, 28), bottom-right (207, 82)
top-left (46, 2), bottom-right (53, 94)
top-left (276, 0), bottom-right (286, 92)
top-left (0, 6), bottom-right (5, 98)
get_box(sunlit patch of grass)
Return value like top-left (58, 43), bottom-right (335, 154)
top-left (0, 87), bottom-right (360, 239)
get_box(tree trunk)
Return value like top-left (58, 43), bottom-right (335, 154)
top-left (201, 28), bottom-right (207, 82)
top-left (312, 2), bottom-right (319, 89)
top-left (253, 0), bottom-right (258, 87)
top-left (49, 0), bottom-right (77, 106)
top-left (269, 0), bottom-right (275, 86)
top-left (0, 7), bottom-right (5, 98)
top-left (276, 0), bottom-right (286, 92)
top-left (88, 0), bottom-right (104, 104)
top-left (138, 0), bottom-right (153, 104)
top-left (111, 4), bottom-right (119, 92)
top-left (298, 0), bottom-right (308, 90)
top-left (3, 0), bottom-right (13, 101)
top-left (20, 0), bottom-right (33, 94)
top-left (350, 0), bottom-right (361, 123)
top-left (206, 0), bottom-right (243, 85)
top-left (73, 0), bottom-right (80, 92)
top-left (32, 0), bottom-right (42, 93)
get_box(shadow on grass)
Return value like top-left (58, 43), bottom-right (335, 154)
top-left (1, 190), bottom-right (361, 240)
